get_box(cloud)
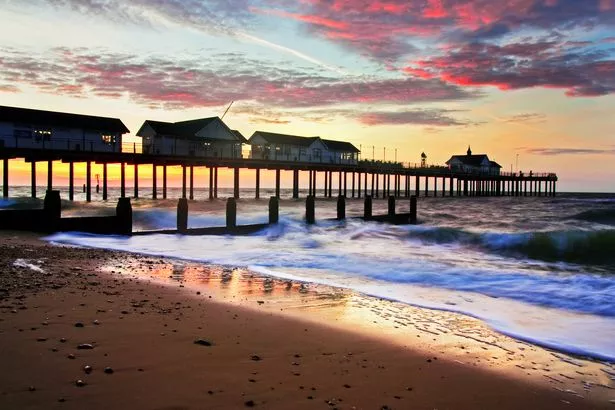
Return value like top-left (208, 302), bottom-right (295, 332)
top-left (407, 41), bottom-right (615, 96)
top-left (357, 109), bottom-right (468, 126)
top-left (522, 147), bottom-right (615, 155)
top-left (500, 113), bottom-right (547, 123)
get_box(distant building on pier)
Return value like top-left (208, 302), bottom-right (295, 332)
top-left (136, 117), bottom-right (244, 158)
top-left (0, 105), bottom-right (129, 152)
top-left (248, 131), bottom-right (360, 164)
top-left (446, 146), bottom-right (502, 175)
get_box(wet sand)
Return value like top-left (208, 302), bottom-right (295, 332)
top-left (0, 232), bottom-right (613, 409)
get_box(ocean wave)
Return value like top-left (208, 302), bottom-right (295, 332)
top-left (569, 208), bottom-right (615, 226)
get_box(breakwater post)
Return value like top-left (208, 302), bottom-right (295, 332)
top-left (410, 195), bottom-right (417, 224)
top-left (177, 198), bottom-right (188, 232)
top-left (388, 195), bottom-right (395, 220)
top-left (44, 190), bottom-right (61, 231)
top-left (116, 197), bottom-right (132, 235)
top-left (306, 195), bottom-right (315, 224)
top-left (269, 196), bottom-right (279, 224)
top-left (337, 195), bottom-right (345, 220)
top-left (364, 195), bottom-right (372, 220)
top-left (226, 198), bottom-right (237, 228)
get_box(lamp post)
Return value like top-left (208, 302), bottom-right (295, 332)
top-left (516, 154), bottom-right (519, 173)
top-left (384, 147), bottom-right (386, 162)
top-left (395, 148), bottom-right (397, 163)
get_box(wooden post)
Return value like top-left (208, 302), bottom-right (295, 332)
top-left (364, 195), bottom-right (372, 220)
top-left (226, 198), bottom-right (237, 228)
top-left (351, 172), bottom-right (355, 198)
top-left (292, 169), bottom-right (299, 199)
top-left (306, 195), bottom-right (315, 224)
top-left (120, 162), bottom-right (126, 198)
top-left (371, 173), bottom-right (375, 198)
top-left (410, 195), bottom-right (417, 224)
top-left (275, 169), bottom-right (281, 198)
top-left (375, 174), bottom-right (379, 199)
top-left (177, 198), bottom-right (188, 232)
top-left (388, 195), bottom-right (395, 219)
top-left (43, 190), bottom-right (61, 231)
top-left (255, 168), bottom-right (260, 199)
top-left (163, 165), bottom-right (167, 199)
top-left (47, 160), bottom-right (53, 190)
top-left (31, 161), bottom-right (36, 198)
top-left (433, 176), bottom-right (438, 197)
top-left (415, 175), bottom-right (419, 197)
top-left (233, 167), bottom-right (240, 199)
top-left (209, 167), bottom-right (213, 200)
top-left (182, 165), bottom-right (187, 199)
top-left (2, 158), bottom-right (8, 198)
top-left (324, 171), bottom-right (328, 198)
top-left (103, 163), bottom-right (108, 200)
top-left (214, 167), bottom-right (218, 198)
top-left (338, 172), bottom-right (342, 196)
top-left (424, 176), bottom-right (429, 197)
top-left (269, 196), bottom-right (279, 224)
top-left (134, 163), bottom-right (139, 199)
top-left (189, 165), bottom-right (194, 200)
top-left (151, 164), bottom-right (156, 200)
top-left (364, 172), bottom-right (368, 198)
top-left (86, 161), bottom-right (91, 202)
top-left (328, 171), bottom-right (332, 197)
top-left (337, 195), bottom-right (345, 220)
top-left (308, 170), bottom-right (313, 197)
top-left (343, 172), bottom-right (347, 198)
top-left (68, 162), bottom-right (74, 201)
top-left (116, 197), bottom-right (132, 235)
top-left (357, 172), bottom-right (361, 199)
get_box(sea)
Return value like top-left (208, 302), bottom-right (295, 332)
top-left (2, 186), bottom-right (615, 362)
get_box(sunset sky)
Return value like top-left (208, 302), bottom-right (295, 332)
top-left (1, 0), bottom-right (614, 192)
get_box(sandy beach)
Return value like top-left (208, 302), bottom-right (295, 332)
top-left (0, 231), bottom-right (613, 409)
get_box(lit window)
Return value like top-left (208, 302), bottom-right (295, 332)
top-left (34, 128), bottom-right (52, 142)
top-left (203, 142), bottom-right (212, 149)
top-left (101, 134), bottom-right (116, 144)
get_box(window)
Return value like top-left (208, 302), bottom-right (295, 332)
top-left (13, 129), bottom-right (32, 139)
top-left (34, 128), bottom-right (52, 142)
top-left (313, 148), bottom-right (322, 158)
top-left (284, 145), bottom-right (291, 154)
top-left (101, 134), bottom-right (116, 145)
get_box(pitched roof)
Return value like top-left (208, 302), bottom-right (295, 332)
top-left (231, 129), bottom-right (248, 144)
top-left (250, 131), bottom-right (319, 147)
top-left (322, 139), bottom-right (360, 153)
top-left (489, 160), bottom-right (502, 168)
top-left (446, 154), bottom-right (490, 167)
top-left (137, 117), bottom-right (241, 141)
top-left (0, 105), bottom-right (129, 133)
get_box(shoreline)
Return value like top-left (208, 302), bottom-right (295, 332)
top-left (1, 231), bottom-right (613, 409)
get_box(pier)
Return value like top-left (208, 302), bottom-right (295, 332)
top-left (0, 145), bottom-right (558, 202)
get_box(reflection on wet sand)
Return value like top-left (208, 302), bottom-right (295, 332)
top-left (104, 256), bottom-right (615, 405)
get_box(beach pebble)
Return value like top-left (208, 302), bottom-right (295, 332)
top-left (77, 343), bottom-right (94, 350)
top-left (36, 337), bottom-right (47, 342)
top-left (60, 338), bottom-right (67, 343)
top-left (83, 365), bottom-right (93, 374)
top-left (244, 400), bottom-right (255, 407)
top-left (67, 354), bottom-right (76, 360)
top-left (194, 339), bottom-right (212, 346)
top-left (93, 320), bottom-right (100, 325)
top-left (28, 386), bottom-right (36, 392)
top-left (250, 355), bottom-right (262, 361)
top-left (74, 322), bottom-right (84, 328)
top-left (104, 367), bottom-right (114, 374)
top-left (75, 379), bottom-right (86, 387)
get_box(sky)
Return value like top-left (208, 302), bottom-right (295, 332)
top-left (0, 0), bottom-right (614, 192)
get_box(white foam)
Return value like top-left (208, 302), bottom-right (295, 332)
top-left (13, 259), bottom-right (45, 273)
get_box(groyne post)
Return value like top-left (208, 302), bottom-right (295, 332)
top-left (134, 163), bottom-right (139, 199)
top-left (255, 168), bottom-right (260, 199)
top-left (31, 161), bottom-right (36, 198)
top-left (209, 166), bottom-right (213, 200)
top-left (226, 198), bottom-right (237, 228)
top-left (47, 160), bottom-right (52, 190)
top-left (86, 161), bottom-right (91, 202)
top-left (388, 195), bottom-right (395, 219)
top-left (182, 165), bottom-right (187, 199)
top-left (177, 198), bottom-right (188, 232)
top-left (44, 190), bottom-right (61, 231)
top-left (116, 197), bottom-right (132, 235)
top-left (163, 165), bottom-right (167, 199)
top-left (337, 195), bottom-right (345, 220)
top-left (410, 195), bottom-right (417, 224)
top-left (269, 196), bottom-right (279, 224)
top-left (189, 165), bottom-right (194, 200)
top-left (68, 162), bottom-right (74, 201)
top-left (2, 158), bottom-right (8, 198)
top-left (364, 195), bottom-right (372, 220)
top-left (103, 163), bottom-right (108, 201)
top-left (306, 195), bottom-right (315, 224)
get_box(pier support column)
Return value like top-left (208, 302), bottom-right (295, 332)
top-left (357, 172), bottom-right (361, 199)
top-left (371, 173), bottom-right (375, 198)
top-left (424, 176), bottom-right (429, 197)
top-left (233, 167), bottom-right (240, 199)
top-left (449, 177), bottom-right (454, 197)
top-left (275, 169), bottom-right (280, 198)
top-left (388, 196), bottom-right (395, 220)
top-left (415, 175), bottom-right (420, 197)
top-left (86, 161), bottom-right (91, 202)
top-left (308, 170), bottom-right (313, 197)
top-left (328, 171), bottom-right (332, 197)
top-left (103, 163), bottom-right (108, 201)
top-left (255, 168), bottom-right (260, 199)
top-left (292, 169), bottom-right (299, 199)
top-left (47, 160), bottom-right (53, 190)
top-left (442, 177), bottom-right (446, 197)
top-left (2, 158), bottom-right (8, 198)
top-left (463, 179), bottom-right (468, 196)
top-left (387, 174), bottom-right (391, 197)
top-left (189, 165), bottom-right (194, 200)
top-left (433, 177), bottom-right (438, 197)
top-left (306, 195), bottom-right (315, 224)
top-left (68, 162), bottom-right (74, 201)
top-left (375, 174), bottom-right (379, 199)
top-left (338, 172), bottom-right (342, 197)
top-left (181, 165), bottom-right (187, 199)
top-left (324, 171), bottom-right (328, 198)
top-left (343, 172), bottom-right (348, 198)
top-left (351, 172), bottom-right (355, 198)
top-left (208, 167), bottom-right (213, 200)
top-left (524, 180), bottom-right (528, 197)
top-left (31, 161), bottom-right (36, 198)
top-left (364, 172), bottom-right (368, 198)
top-left (163, 165), bottom-right (167, 199)
top-left (151, 164), bottom-right (156, 200)
top-left (214, 167), bottom-right (218, 198)
top-left (120, 162), bottom-right (126, 198)
top-left (134, 164), bottom-right (139, 199)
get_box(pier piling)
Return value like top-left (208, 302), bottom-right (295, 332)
top-left (337, 195), bottom-right (346, 221)
top-left (306, 195), bottom-right (315, 224)
top-left (364, 195), bottom-right (372, 220)
top-left (388, 196), bottom-right (396, 219)
top-left (31, 162), bottom-right (36, 198)
top-left (410, 195), bottom-right (417, 224)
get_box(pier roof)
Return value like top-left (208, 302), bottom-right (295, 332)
top-left (0, 105), bottom-right (129, 133)
top-left (322, 139), bottom-right (360, 153)
top-left (250, 131), bottom-right (319, 147)
top-left (446, 154), bottom-right (490, 167)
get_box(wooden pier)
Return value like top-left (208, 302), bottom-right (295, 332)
top-left (0, 145), bottom-right (557, 201)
